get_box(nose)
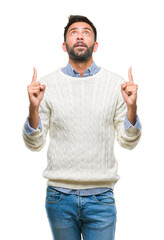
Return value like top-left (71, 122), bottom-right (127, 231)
top-left (77, 32), bottom-right (84, 41)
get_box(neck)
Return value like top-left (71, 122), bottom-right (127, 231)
top-left (69, 57), bottom-right (93, 77)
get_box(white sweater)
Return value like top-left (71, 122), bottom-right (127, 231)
top-left (23, 67), bottom-right (141, 189)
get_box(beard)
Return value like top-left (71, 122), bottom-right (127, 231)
top-left (66, 42), bottom-right (95, 62)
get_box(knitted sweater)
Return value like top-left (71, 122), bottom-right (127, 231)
top-left (23, 67), bottom-right (141, 189)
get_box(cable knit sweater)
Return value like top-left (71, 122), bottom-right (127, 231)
top-left (23, 67), bottom-right (141, 189)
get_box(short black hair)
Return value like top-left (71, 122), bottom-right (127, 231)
top-left (64, 15), bottom-right (97, 42)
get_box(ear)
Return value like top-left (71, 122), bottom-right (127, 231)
top-left (93, 42), bottom-right (98, 52)
top-left (62, 42), bottom-right (67, 52)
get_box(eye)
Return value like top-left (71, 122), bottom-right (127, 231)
top-left (84, 31), bottom-right (89, 36)
top-left (71, 31), bottom-right (76, 35)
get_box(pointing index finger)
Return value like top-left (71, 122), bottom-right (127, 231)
top-left (128, 66), bottom-right (134, 83)
top-left (31, 67), bottom-right (37, 83)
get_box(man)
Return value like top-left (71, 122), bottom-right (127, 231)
top-left (23, 15), bottom-right (141, 240)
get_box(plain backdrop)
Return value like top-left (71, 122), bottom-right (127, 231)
top-left (1, 0), bottom-right (164, 239)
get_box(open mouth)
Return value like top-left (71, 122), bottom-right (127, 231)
top-left (74, 43), bottom-right (86, 48)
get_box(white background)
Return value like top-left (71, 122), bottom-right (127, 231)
top-left (1, 0), bottom-right (164, 239)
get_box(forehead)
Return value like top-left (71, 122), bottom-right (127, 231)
top-left (67, 22), bottom-right (93, 32)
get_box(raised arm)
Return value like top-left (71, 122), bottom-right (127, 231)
top-left (28, 67), bottom-right (46, 129)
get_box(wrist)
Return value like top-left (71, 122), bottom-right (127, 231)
top-left (29, 104), bottom-right (39, 114)
top-left (127, 104), bottom-right (137, 113)
top-left (127, 105), bottom-right (137, 126)
top-left (29, 104), bottom-right (39, 129)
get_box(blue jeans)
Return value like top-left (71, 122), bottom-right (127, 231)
top-left (45, 186), bottom-right (117, 240)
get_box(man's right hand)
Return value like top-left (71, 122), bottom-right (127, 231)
top-left (27, 67), bottom-right (46, 129)
top-left (27, 67), bottom-right (46, 108)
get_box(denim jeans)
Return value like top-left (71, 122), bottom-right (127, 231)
top-left (45, 186), bottom-right (117, 240)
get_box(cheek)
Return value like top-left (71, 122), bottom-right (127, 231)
top-left (66, 39), bottom-right (76, 48)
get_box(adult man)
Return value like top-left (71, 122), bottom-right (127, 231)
top-left (23, 15), bottom-right (141, 240)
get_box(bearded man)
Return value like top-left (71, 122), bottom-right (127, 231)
top-left (23, 15), bottom-right (141, 240)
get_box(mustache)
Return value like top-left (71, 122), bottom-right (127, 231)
top-left (73, 41), bottom-right (88, 48)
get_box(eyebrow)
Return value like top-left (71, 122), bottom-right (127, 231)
top-left (69, 27), bottom-right (92, 32)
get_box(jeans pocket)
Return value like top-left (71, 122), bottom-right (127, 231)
top-left (46, 186), bottom-right (63, 204)
top-left (93, 190), bottom-right (115, 205)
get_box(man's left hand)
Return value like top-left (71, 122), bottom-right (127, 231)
top-left (121, 67), bottom-right (138, 107)
top-left (121, 67), bottom-right (138, 125)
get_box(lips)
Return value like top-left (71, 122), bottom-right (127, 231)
top-left (74, 42), bottom-right (86, 48)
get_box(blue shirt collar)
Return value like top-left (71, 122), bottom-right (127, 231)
top-left (63, 61), bottom-right (100, 78)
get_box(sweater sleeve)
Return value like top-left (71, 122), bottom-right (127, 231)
top-left (113, 88), bottom-right (142, 150)
top-left (22, 82), bottom-right (51, 152)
